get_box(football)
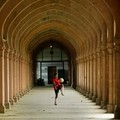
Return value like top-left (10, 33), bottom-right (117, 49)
top-left (60, 78), bottom-right (64, 83)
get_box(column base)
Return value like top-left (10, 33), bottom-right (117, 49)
top-left (83, 90), bottom-right (86, 96)
top-left (21, 91), bottom-right (25, 96)
top-left (96, 97), bottom-right (101, 105)
top-left (0, 104), bottom-right (6, 113)
top-left (5, 102), bottom-right (11, 109)
top-left (89, 93), bottom-right (93, 100)
top-left (17, 94), bottom-right (20, 100)
top-left (80, 88), bottom-right (84, 94)
top-left (101, 100), bottom-right (107, 109)
top-left (76, 87), bottom-right (81, 93)
top-left (107, 104), bottom-right (114, 113)
top-left (27, 87), bottom-right (30, 92)
top-left (10, 99), bottom-right (14, 105)
top-left (13, 96), bottom-right (18, 103)
top-left (92, 95), bottom-right (97, 102)
top-left (86, 92), bottom-right (89, 98)
top-left (114, 105), bottom-right (120, 119)
top-left (19, 92), bottom-right (23, 98)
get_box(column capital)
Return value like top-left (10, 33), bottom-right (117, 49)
top-left (114, 38), bottom-right (120, 52)
top-left (101, 45), bottom-right (107, 57)
top-left (0, 42), bottom-right (5, 51)
top-left (89, 55), bottom-right (93, 61)
top-left (4, 48), bottom-right (10, 58)
top-left (16, 54), bottom-right (20, 62)
top-left (97, 51), bottom-right (101, 58)
top-left (76, 57), bottom-right (79, 64)
top-left (0, 43), bottom-right (5, 57)
top-left (96, 47), bottom-right (101, 57)
top-left (107, 42), bottom-right (114, 49)
top-left (86, 56), bottom-right (90, 61)
top-left (107, 42), bottom-right (114, 54)
top-left (9, 50), bottom-right (14, 60)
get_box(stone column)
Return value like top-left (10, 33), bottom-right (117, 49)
top-left (27, 59), bottom-right (31, 92)
top-left (15, 54), bottom-right (20, 100)
top-left (86, 56), bottom-right (90, 98)
top-left (16, 54), bottom-right (20, 100)
top-left (24, 60), bottom-right (28, 94)
top-left (80, 59), bottom-right (83, 92)
top-left (101, 46), bottom-right (107, 108)
top-left (29, 59), bottom-right (33, 89)
top-left (96, 49), bottom-right (102, 105)
top-left (72, 59), bottom-right (77, 89)
top-left (25, 59), bottom-right (28, 92)
top-left (107, 42), bottom-right (114, 113)
top-left (76, 58), bottom-right (80, 91)
top-left (21, 58), bottom-right (25, 95)
top-left (22, 58), bottom-right (27, 95)
top-left (114, 39), bottom-right (120, 118)
top-left (84, 57), bottom-right (87, 96)
top-left (0, 43), bottom-right (6, 113)
top-left (19, 56), bottom-right (22, 97)
top-left (82, 58), bottom-right (85, 94)
top-left (81, 58), bottom-right (85, 93)
top-left (92, 53), bottom-right (97, 102)
top-left (13, 53), bottom-right (17, 102)
top-left (9, 50), bottom-right (14, 105)
top-left (89, 55), bottom-right (93, 100)
top-left (4, 47), bottom-right (10, 109)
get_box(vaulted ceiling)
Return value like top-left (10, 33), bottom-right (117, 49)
top-left (0, 0), bottom-right (120, 59)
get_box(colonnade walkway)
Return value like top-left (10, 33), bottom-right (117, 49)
top-left (0, 87), bottom-right (115, 120)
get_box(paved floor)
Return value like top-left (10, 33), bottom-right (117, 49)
top-left (0, 87), bottom-right (114, 120)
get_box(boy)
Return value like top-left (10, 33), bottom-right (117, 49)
top-left (52, 73), bottom-right (62, 105)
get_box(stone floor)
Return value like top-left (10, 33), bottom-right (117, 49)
top-left (0, 86), bottom-right (115, 120)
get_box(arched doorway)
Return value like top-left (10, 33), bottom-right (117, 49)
top-left (32, 40), bottom-right (74, 87)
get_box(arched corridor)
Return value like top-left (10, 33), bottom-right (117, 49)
top-left (0, 87), bottom-right (114, 120)
top-left (0, 0), bottom-right (120, 119)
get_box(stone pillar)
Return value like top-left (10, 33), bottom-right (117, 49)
top-left (80, 58), bottom-right (84, 93)
top-left (114, 39), bottom-right (120, 118)
top-left (107, 42), bottom-right (114, 113)
top-left (9, 51), bottom-right (14, 105)
top-left (16, 54), bottom-right (20, 100)
top-left (101, 46), bottom-right (107, 108)
top-left (86, 56), bottom-right (90, 97)
top-left (0, 43), bottom-right (6, 113)
top-left (21, 57), bottom-right (25, 96)
top-left (19, 56), bottom-right (23, 97)
top-left (28, 59), bottom-right (33, 89)
top-left (89, 55), bottom-right (93, 100)
top-left (24, 60), bottom-right (28, 94)
top-left (92, 53), bottom-right (97, 102)
top-left (84, 57), bottom-right (87, 96)
top-left (13, 53), bottom-right (17, 102)
top-left (4, 47), bottom-right (10, 109)
top-left (27, 59), bottom-right (31, 92)
top-left (96, 49), bottom-right (102, 105)
top-left (76, 58), bottom-right (80, 91)
top-left (22, 59), bottom-right (29, 94)
top-left (72, 59), bottom-right (77, 89)
top-left (82, 58), bottom-right (86, 94)
top-left (81, 58), bottom-right (85, 93)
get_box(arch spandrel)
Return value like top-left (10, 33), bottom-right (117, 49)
top-left (105, 0), bottom-right (120, 38)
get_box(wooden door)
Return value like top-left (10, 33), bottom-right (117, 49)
top-left (48, 66), bottom-right (56, 84)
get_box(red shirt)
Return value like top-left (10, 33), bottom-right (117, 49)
top-left (52, 77), bottom-right (61, 90)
